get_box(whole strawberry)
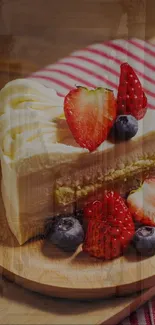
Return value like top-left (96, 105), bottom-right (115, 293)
top-left (117, 63), bottom-right (147, 120)
top-left (83, 191), bottom-right (135, 260)
top-left (64, 87), bottom-right (116, 152)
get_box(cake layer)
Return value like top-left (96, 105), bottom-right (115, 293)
top-left (0, 79), bottom-right (155, 244)
top-left (56, 160), bottom-right (155, 206)
top-left (75, 166), bottom-right (155, 210)
top-left (2, 162), bottom-right (155, 244)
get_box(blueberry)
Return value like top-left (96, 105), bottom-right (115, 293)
top-left (48, 216), bottom-right (84, 252)
top-left (133, 226), bottom-right (155, 256)
top-left (110, 115), bottom-right (138, 141)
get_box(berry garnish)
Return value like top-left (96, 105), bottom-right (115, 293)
top-left (84, 200), bottom-right (104, 221)
top-left (127, 178), bottom-right (155, 226)
top-left (133, 226), bottom-right (155, 256)
top-left (83, 191), bottom-right (135, 260)
top-left (117, 63), bottom-right (147, 120)
top-left (110, 114), bottom-right (138, 141)
top-left (48, 216), bottom-right (84, 252)
top-left (64, 86), bottom-right (116, 152)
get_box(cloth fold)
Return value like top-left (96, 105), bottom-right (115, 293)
top-left (29, 38), bottom-right (155, 325)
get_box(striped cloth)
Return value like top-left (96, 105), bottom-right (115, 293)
top-left (30, 38), bottom-right (155, 111)
top-left (121, 300), bottom-right (155, 325)
top-left (29, 38), bottom-right (155, 325)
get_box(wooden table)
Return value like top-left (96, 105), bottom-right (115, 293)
top-left (0, 0), bottom-right (155, 324)
top-left (0, 276), bottom-right (155, 325)
top-left (0, 0), bottom-right (155, 89)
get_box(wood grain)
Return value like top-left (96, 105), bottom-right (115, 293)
top-left (1, 277), bottom-right (155, 325)
top-left (0, 189), bottom-right (155, 300)
top-left (1, 278), bottom-right (155, 325)
top-left (0, 0), bottom-right (124, 65)
top-left (0, 0), bottom-right (155, 90)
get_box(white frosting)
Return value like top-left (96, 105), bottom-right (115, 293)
top-left (0, 80), bottom-right (96, 169)
top-left (0, 78), bottom-right (155, 172)
top-left (0, 79), bottom-right (65, 158)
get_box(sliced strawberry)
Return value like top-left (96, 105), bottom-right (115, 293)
top-left (117, 63), bottom-right (147, 120)
top-left (127, 178), bottom-right (155, 226)
top-left (83, 191), bottom-right (135, 260)
top-left (64, 87), bottom-right (116, 152)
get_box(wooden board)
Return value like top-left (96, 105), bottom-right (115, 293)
top-left (1, 277), bottom-right (155, 325)
top-left (1, 0), bottom-right (155, 89)
top-left (0, 192), bottom-right (155, 300)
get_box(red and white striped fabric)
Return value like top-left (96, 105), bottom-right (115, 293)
top-left (29, 38), bottom-right (155, 111)
top-left (121, 299), bottom-right (155, 325)
top-left (29, 38), bottom-right (155, 325)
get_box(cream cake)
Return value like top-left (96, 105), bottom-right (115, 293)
top-left (0, 78), bottom-right (154, 245)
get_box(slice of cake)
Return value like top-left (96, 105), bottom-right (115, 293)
top-left (0, 63), bottom-right (153, 245)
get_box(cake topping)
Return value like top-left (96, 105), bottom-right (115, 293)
top-left (117, 62), bottom-right (147, 120)
top-left (64, 86), bottom-right (116, 152)
top-left (133, 226), bottom-right (155, 257)
top-left (48, 216), bottom-right (84, 252)
top-left (63, 63), bottom-right (148, 151)
top-left (110, 114), bottom-right (138, 141)
top-left (83, 191), bottom-right (135, 260)
top-left (127, 178), bottom-right (155, 226)
top-left (0, 79), bottom-right (65, 160)
top-left (84, 200), bottom-right (104, 222)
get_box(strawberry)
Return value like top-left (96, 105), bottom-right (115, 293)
top-left (84, 200), bottom-right (104, 222)
top-left (64, 87), bottom-right (116, 152)
top-left (127, 178), bottom-right (155, 226)
top-left (83, 191), bottom-right (135, 260)
top-left (117, 63), bottom-right (147, 120)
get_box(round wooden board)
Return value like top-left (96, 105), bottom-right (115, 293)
top-left (0, 193), bottom-right (155, 300)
